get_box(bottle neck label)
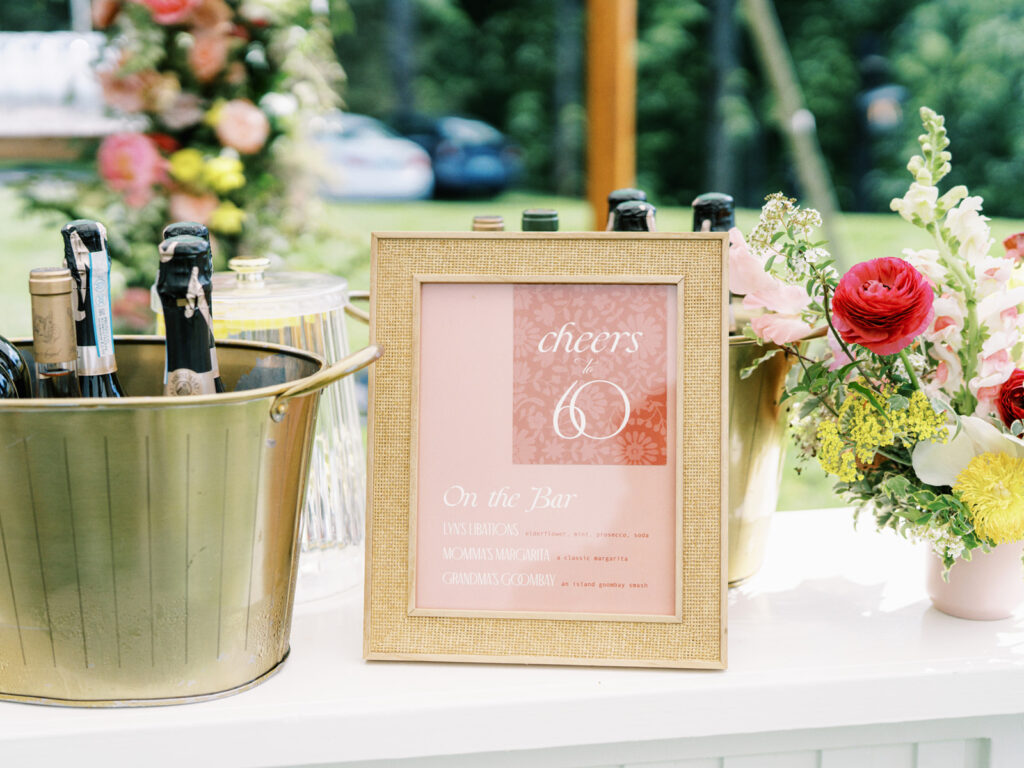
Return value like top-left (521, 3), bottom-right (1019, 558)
top-left (77, 345), bottom-right (117, 376)
top-left (88, 250), bottom-right (115, 359)
top-left (165, 368), bottom-right (218, 396)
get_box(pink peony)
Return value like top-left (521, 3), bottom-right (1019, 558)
top-left (135, 0), bottom-right (200, 24)
top-left (189, 30), bottom-right (230, 83)
top-left (169, 192), bottom-right (219, 225)
top-left (97, 133), bottom-right (166, 207)
top-left (215, 99), bottom-right (270, 154)
top-left (750, 314), bottom-right (814, 345)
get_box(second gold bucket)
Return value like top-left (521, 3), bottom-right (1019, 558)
top-left (728, 336), bottom-right (794, 585)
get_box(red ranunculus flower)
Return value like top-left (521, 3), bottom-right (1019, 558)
top-left (831, 257), bottom-right (935, 356)
top-left (997, 369), bottom-right (1024, 429)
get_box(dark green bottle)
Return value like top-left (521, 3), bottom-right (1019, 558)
top-left (605, 188), bottom-right (647, 229)
top-left (610, 201), bottom-right (657, 232)
top-left (0, 333), bottom-right (31, 398)
top-left (161, 221), bottom-right (225, 393)
top-left (522, 209), bottom-right (559, 231)
top-left (61, 219), bottom-right (126, 397)
top-left (691, 192), bottom-right (735, 232)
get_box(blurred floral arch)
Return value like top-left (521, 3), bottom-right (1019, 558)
top-left (25, 0), bottom-right (344, 286)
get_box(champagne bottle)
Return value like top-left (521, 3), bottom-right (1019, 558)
top-left (472, 215), bottom-right (504, 231)
top-left (61, 220), bottom-right (126, 397)
top-left (610, 200), bottom-right (657, 231)
top-left (692, 192), bottom-right (738, 330)
top-left (161, 221), bottom-right (225, 393)
top-left (157, 235), bottom-right (221, 396)
top-left (0, 367), bottom-right (17, 399)
top-left (605, 187), bottom-right (647, 230)
top-left (29, 267), bottom-right (82, 398)
top-left (0, 332), bottom-right (31, 398)
top-left (522, 209), bottom-right (559, 231)
top-left (691, 192), bottom-right (735, 233)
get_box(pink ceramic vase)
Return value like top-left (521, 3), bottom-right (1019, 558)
top-left (926, 540), bottom-right (1024, 620)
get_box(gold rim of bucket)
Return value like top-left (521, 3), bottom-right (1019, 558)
top-left (0, 649), bottom-right (289, 708)
top-left (1, 335), bottom-right (383, 421)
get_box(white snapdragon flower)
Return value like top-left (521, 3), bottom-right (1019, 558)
top-left (902, 248), bottom-right (946, 286)
top-left (945, 196), bottom-right (993, 264)
top-left (923, 292), bottom-right (966, 347)
top-left (891, 182), bottom-right (938, 224)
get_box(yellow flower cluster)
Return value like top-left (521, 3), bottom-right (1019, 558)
top-left (816, 385), bottom-right (946, 482)
top-left (210, 201), bottom-right (246, 234)
top-left (955, 452), bottom-right (1024, 545)
top-left (169, 149), bottom-right (246, 194)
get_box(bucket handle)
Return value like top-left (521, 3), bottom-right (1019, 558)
top-left (344, 290), bottom-right (370, 325)
top-left (270, 342), bottom-right (383, 422)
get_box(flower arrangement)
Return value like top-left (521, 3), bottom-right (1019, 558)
top-left (734, 107), bottom-right (1024, 571)
top-left (24, 0), bottom-right (344, 285)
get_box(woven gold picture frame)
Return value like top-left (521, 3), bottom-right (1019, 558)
top-left (365, 232), bottom-right (728, 669)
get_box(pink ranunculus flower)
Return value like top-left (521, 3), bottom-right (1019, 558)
top-left (134, 0), bottom-right (200, 24)
top-left (97, 132), bottom-right (166, 207)
top-left (189, 29), bottom-right (230, 83)
top-left (750, 314), bottom-right (814, 345)
top-left (169, 192), bottom-right (219, 225)
top-left (214, 99), bottom-right (271, 154)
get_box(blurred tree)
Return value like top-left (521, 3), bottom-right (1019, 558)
top-left (0, 0), bottom-right (70, 31)
top-left (891, 0), bottom-right (1024, 217)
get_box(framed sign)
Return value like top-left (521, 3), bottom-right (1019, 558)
top-left (365, 232), bottom-right (727, 669)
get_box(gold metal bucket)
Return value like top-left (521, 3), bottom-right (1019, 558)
top-left (728, 336), bottom-right (794, 585)
top-left (0, 336), bottom-right (381, 706)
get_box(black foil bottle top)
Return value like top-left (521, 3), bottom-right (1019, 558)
top-left (606, 187), bottom-right (647, 224)
top-left (692, 192), bottom-right (735, 232)
top-left (61, 220), bottom-right (109, 338)
top-left (611, 200), bottom-right (657, 231)
top-left (522, 209), bottom-right (559, 231)
top-left (157, 235), bottom-right (209, 297)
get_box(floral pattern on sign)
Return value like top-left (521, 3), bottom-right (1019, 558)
top-left (513, 284), bottom-right (669, 465)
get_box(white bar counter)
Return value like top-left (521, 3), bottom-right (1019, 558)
top-left (2, 508), bottom-right (1023, 767)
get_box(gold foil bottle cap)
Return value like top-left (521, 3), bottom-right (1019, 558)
top-left (472, 215), bottom-right (504, 232)
top-left (29, 267), bottom-right (73, 296)
top-left (30, 268), bottom-right (77, 364)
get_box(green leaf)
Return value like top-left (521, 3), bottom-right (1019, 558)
top-left (848, 381), bottom-right (888, 418)
top-left (888, 394), bottom-right (910, 410)
top-left (1012, 420), bottom-right (1024, 437)
top-left (740, 348), bottom-right (782, 379)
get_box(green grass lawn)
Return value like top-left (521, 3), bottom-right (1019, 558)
top-left (5, 185), bottom-right (1024, 511)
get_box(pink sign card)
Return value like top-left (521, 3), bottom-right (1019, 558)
top-left (414, 281), bottom-right (680, 620)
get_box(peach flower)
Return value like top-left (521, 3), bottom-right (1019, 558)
top-left (91, 0), bottom-right (122, 28)
top-left (135, 0), bottom-right (200, 24)
top-left (97, 133), bottom-right (166, 207)
top-left (169, 192), bottom-right (219, 225)
top-left (215, 99), bottom-right (270, 154)
top-left (189, 30), bottom-right (230, 82)
top-left (161, 92), bottom-right (205, 129)
top-left (190, 0), bottom-right (232, 28)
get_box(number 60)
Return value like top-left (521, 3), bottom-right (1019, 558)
top-left (552, 379), bottom-right (631, 440)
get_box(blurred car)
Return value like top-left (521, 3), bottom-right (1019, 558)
top-left (390, 114), bottom-right (522, 197)
top-left (311, 112), bottom-right (434, 200)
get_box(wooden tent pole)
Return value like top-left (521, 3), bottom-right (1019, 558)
top-left (586, 0), bottom-right (637, 229)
